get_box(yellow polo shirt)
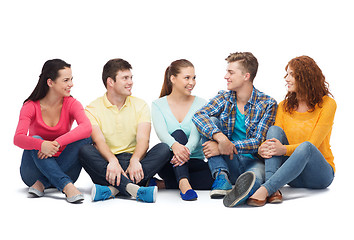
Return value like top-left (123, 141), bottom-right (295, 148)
top-left (85, 93), bottom-right (151, 154)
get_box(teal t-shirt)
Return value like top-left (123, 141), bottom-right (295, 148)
top-left (231, 106), bottom-right (255, 159)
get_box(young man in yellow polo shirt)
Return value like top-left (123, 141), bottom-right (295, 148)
top-left (79, 58), bottom-right (170, 203)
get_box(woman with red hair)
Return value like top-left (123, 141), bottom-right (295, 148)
top-left (247, 56), bottom-right (336, 206)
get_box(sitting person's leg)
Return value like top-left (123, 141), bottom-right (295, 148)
top-left (188, 158), bottom-right (213, 190)
top-left (79, 144), bottom-right (157, 203)
top-left (223, 154), bottom-right (263, 207)
top-left (288, 141), bottom-right (334, 189)
top-left (200, 118), bottom-right (233, 198)
top-left (138, 142), bottom-right (170, 187)
top-left (79, 144), bottom-right (131, 197)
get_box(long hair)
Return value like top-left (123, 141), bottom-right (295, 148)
top-left (24, 59), bottom-right (71, 104)
top-left (159, 59), bottom-right (194, 98)
top-left (284, 55), bottom-right (332, 112)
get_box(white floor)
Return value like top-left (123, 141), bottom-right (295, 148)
top-left (1, 166), bottom-right (350, 240)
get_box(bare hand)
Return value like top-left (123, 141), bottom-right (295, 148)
top-left (170, 155), bottom-right (186, 167)
top-left (39, 141), bottom-right (60, 159)
top-left (171, 142), bottom-right (190, 164)
top-left (126, 160), bottom-right (144, 184)
top-left (218, 138), bottom-right (238, 160)
top-left (106, 159), bottom-right (127, 186)
top-left (267, 138), bottom-right (287, 156)
top-left (202, 140), bottom-right (220, 158)
top-left (258, 140), bottom-right (273, 159)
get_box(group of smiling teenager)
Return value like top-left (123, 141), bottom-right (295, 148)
top-left (14, 52), bottom-right (336, 207)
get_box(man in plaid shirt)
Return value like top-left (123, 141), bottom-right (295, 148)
top-left (192, 52), bottom-right (277, 207)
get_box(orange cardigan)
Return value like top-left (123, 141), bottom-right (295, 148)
top-left (274, 96), bottom-right (336, 171)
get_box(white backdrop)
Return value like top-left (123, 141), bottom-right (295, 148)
top-left (1, 0), bottom-right (352, 239)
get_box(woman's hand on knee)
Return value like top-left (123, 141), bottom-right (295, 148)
top-left (39, 141), bottom-right (60, 158)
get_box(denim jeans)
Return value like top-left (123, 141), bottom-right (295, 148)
top-left (158, 130), bottom-right (213, 190)
top-left (20, 136), bottom-right (91, 192)
top-left (79, 140), bottom-right (171, 196)
top-left (202, 117), bottom-right (265, 192)
top-left (262, 126), bottom-right (335, 195)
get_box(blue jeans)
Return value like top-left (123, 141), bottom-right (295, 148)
top-left (202, 118), bottom-right (265, 191)
top-left (20, 136), bottom-right (91, 192)
top-left (262, 126), bottom-right (334, 195)
top-left (79, 141), bottom-right (171, 196)
top-left (158, 130), bottom-right (213, 190)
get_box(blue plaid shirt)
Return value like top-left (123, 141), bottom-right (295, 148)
top-left (192, 87), bottom-right (277, 157)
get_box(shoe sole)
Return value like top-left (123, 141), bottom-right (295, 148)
top-left (66, 194), bottom-right (84, 204)
top-left (152, 186), bottom-right (157, 203)
top-left (28, 187), bottom-right (44, 198)
top-left (91, 184), bottom-right (97, 201)
top-left (210, 189), bottom-right (232, 199)
top-left (223, 172), bottom-right (255, 207)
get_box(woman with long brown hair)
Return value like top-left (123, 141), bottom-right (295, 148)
top-left (14, 59), bottom-right (92, 203)
top-left (151, 59), bottom-right (213, 200)
top-left (247, 56), bottom-right (336, 206)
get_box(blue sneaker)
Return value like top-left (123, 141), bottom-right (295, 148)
top-left (91, 184), bottom-right (113, 201)
top-left (136, 186), bottom-right (157, 203)
top-left (180, 189), bottom-right (198, 201)
top-left (223, 171), bottom-right (256, 207)
top-left (210, 170), bottom-right (233, 199)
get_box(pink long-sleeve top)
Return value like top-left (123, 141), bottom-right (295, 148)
top-left (14, 96), bottom-right (92, 157)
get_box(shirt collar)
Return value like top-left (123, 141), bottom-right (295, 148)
top-left (229, 86), bottom-right (257, 106)
top-left (247, 87), bottom-right (257, 106)
top-left (103, 93), bottom-right (130, 110)
top-left (103, 93), bottom-right (113, 108)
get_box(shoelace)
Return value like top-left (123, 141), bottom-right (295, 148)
top-left (99, 187), bottom-right (113, 200)
top-left (212, 175), bottom-right (226, 189)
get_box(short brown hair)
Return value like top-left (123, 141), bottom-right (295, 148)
top-left (102, 58), bottom-right (132, 88)
top-left (225, 52), bottom-right (258, 82)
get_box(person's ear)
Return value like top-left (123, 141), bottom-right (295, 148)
top-left (47, 78), bottom-right (54, 87)
top-left (170, 75), bottom-right (176, 84)
top-left (244, 73), bottom-right (251, 81)
top-left (107, 77), bottom-right (115, 87)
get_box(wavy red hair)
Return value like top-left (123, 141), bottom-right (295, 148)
top-left (284, 56), bottom-right (332, 112)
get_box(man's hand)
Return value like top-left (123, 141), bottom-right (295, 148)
top-left (126, 160), bottom-right (144, 184)
top-left (106, 159), bottom-right (127, 186)
top-left (202, 140), bottom-right (220, 158)
top-left (212, 132), bottom-right (238, 160)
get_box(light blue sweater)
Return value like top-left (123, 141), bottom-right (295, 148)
top-left (151, 96), bottom-right (206, 159)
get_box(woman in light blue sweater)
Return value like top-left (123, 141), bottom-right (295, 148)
top-left (152, 59), bottom-right (213, 201)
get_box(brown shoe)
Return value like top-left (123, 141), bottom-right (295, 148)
top-left (247, 197), bottom-right (267, 207)
top-left (267, 191), bottom-right (282, 204)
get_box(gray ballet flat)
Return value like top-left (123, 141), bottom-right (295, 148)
top-left (66, 194), bottom-right (84, 204)
top-left (28, 187), bottom-right (44, 198)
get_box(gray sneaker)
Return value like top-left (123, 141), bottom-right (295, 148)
top-left (223, 171), bottom-right (256, 207)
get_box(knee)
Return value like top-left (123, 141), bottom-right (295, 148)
top-left (155, 143), bottom-right (171, 158)
top-left (266, 126), bottom-right (284, 139)
top-left (296, 141), bottom-right (314, 153)
top-left (171, 130), bottom-right (188, 145)
top-left (78, 144), bottom-right (94, 163)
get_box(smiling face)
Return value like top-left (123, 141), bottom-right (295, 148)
top-left (48, 67), bottom-right (73, 97)
top-left (285, 66), bottom-right (296, 93)
top-left (110, 69), bottom-right (133, 97)
top-left (224, 61), bottom-right (249, 91)
top-left (171, 66), bottom-right (196, 96)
